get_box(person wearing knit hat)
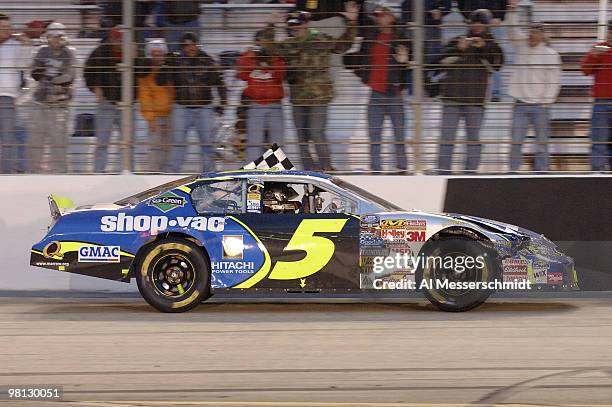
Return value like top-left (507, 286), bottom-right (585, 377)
top-left (138, 38), bottom-right (173, 172)
top-left (29, 20), bottom-right (75, 173)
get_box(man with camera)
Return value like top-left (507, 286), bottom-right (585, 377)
top-left (29, 23), bottom-right (75, 173)
top-left (437, 8), bottom-right (504, 174)
top-left (582, 21), bottom-right (612, 171)
top-left (237, 29), bottom-right (286, 162)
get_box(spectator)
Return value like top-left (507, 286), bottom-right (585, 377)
top-left (401, 0), bottom-right (451, 65)
top-left (29, 23), bottom-right (75, 174)
top-left (437, 9), bottom-right (503, 174)
top-left (352, 4), bottom-right (411, 172)
top-left (156, 32), bottom-right (227, 173)
top-left (100, 0), bottom-right (155, 47)
top-left (506, 3), bottom-right (561, 173)
top-left (84, 27), bottom-right (134, 173)
top-left (137, 39), bottom-right (174, 172)
top-left (162, 1), bottom-right (201, 52)
top-left (582, 22), bottom-right (612, 172)
top-left (0, 13), bottom-right (27, 174)
top-left (458, 0), bottom-right (508, 101)
top-left (264, 2), bottom-right (359, 171)
top-left (237, 29), bottom-right (286, 162)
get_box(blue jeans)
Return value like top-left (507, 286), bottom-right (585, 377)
top-left (292, 105), bottom-right (332, 171)
top-left (94, 100), bottom-right (121, 173)
top-left (590, 98), bottom-right (612, 171)
top-left (438, 103), bottom-right (485, 173)
top-left (510, 101), bottom-right (551, 172)
top-left (164, 19), bottom-right (199, 52)
top-left (367, 90), bottom-right (407, 171)
top-left (246, 102), bottom-right (284, 162)
top-left (0, 96), bottom-right (16, 173)
top-left (490, 25), bottom-right (508, 99)
top-left (170, 104), bottom-right (215, 173)
top-left (424, 25), bottom-right (443, 65)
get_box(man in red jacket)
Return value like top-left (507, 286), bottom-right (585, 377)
top-left (582, 23), bottom-right (612, 171)
top-left (237, 29), bottom-right (286, 162)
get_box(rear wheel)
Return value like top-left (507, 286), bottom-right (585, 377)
top-left (136, 239), bottom-right (210, 313)
top-left (417, 237), bottom-right (497, 312)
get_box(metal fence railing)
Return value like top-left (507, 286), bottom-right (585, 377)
top-left (0, 0), bottom-right (610, 175)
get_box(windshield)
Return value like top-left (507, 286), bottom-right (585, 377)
top-left (331, 177), bottom-right (404, 211)
top-left (115, 175), bottom-right (198, 206)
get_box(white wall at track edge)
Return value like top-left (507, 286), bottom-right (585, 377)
top-left (0, 174), bottom-right (447, 291)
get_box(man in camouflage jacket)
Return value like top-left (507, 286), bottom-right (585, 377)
top-left (263, 1), bottom-right (359, 171)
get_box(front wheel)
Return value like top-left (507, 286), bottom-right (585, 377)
top-left (136, 238), bottom-right (210, 313)
top-left (417, 237), bottom-right (497, 312)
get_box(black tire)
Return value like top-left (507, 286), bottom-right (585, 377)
top-left (416, 237), bottom-right (497, 312)
top-left (136, 238), bottom-right (210, 313)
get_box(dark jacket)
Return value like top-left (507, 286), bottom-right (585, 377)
top-left (295, 0), bottom-right (365, 21)
top-left (156, 49), bottom-right (227, 107)
top-left (351, 23), bottom-right (412, 95)
top-left (457, 0), bottom-right (508, 21)
top-left (162, 1), bottom-right (200, 25)
top-left (439, 31), bottom-right (503, 105)
top-left (84, 42), bottom-right (137, 103)
top-left (401, 0), bottom-right (452, 26)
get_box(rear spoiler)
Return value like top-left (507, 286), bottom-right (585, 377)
top-left (48, 194), bottom-right (75, 220)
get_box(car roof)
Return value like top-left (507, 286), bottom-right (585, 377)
top-left (198, 169), bottom-right (332, 180)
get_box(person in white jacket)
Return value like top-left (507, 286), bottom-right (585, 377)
top-left (506, 0), bottom-right (561, 172)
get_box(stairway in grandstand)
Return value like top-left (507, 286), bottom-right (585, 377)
top-left (1, 0), bottom-right (603, 172)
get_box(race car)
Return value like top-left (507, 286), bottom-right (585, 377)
top-left (31, 149), bottom-right (578, 312)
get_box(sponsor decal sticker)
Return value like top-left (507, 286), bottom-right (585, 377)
top-left (406, 219), bottom-right (427, 230)
top-left (533, 266), bottom-right (548, 284)
top-left (43, 241), bottom-right (63, 259)
top-left (211, 261), bottom-right (256, 274)
top-left (360, 215), bottom-right (380, 227)
top-left (247, 183), bottom-right (262, 213)
top-left (78, 246), bottom-right (121, 263)
top-left (548, 271), bottom-right (563, 285)
top-left (380, 219), bottom-right (407, 229)
top-left (100, 213), bottom-right (225, 235)
top-left (149, 191), bottom-right (186, 213)
top-left (222, 235), bottom-right (244, 260)
top-left (360, 235), bottom-right (385, 247)
top-left (503, 258), bottom-right (529, 283)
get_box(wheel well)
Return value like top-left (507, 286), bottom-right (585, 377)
top-left (127, 232), bottom-right (210, 279)
top-left (429, 226), bottom-right (490, 242)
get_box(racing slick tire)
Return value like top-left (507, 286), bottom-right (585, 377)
top-left (417, 237), bottom-right (497, 312)
top-left (136, 238), bottom-right (210, 313)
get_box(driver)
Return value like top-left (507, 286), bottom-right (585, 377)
top-left (263, 183), bottom-right (302, 214)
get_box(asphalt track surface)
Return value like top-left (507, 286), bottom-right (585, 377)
top-left (0, 293), bottom-right (611, 407)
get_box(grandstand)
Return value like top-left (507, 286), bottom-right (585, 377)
top-left (1, 0), bottom-right (607, 173)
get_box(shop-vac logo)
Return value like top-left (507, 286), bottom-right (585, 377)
top-left (100, 213), bottom-right (225, 235)
top-left (78, 246), bottom-right (121, 263)
top-left (149, 191), bottom-right (186, 213)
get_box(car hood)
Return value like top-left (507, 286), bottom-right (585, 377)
top-left (448, 213), bottom-right (545, 240)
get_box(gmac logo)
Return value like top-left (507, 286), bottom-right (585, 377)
top-left (149, 191), bottom-right (186, 213)
top-left (78, 246), bottom-right (121, 263)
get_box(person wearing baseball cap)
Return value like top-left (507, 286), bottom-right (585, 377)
top-left (506, 0), bottom-right (561, 173)
top-left (348, 2), bottom-right (411, 173)
top-left (262, 1), bottom-right (360, 171)
top-left (29, 21), bottom-right (75, 173)
top-left (437, 8), bottom-right (504, 174)
top-left (582, 19), bottom-right (612, 171)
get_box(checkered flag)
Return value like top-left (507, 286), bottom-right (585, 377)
top-left (242, 144), bottom-right (295, 171)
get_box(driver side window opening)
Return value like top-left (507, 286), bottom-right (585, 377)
top-left (191, 180), bottom-right (245, 215)
top-left (262, 182), bottom-right (356, 215)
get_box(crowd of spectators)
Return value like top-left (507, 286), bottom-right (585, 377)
top-left (0, 1), bottom-right (610, 174)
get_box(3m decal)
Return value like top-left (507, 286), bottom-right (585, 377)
top-left (78, 246), bottom-right (121, 263)
top-left (268, 218), bottom-right (349, 280)
top-left (149, 191), bottom-right (186, 213)
top-left (100, 214), bottom-right (225, 234)
top-left (380, 229), bottom-right (425, 242)
top-left (222, 235), bottom-right (244, 259)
